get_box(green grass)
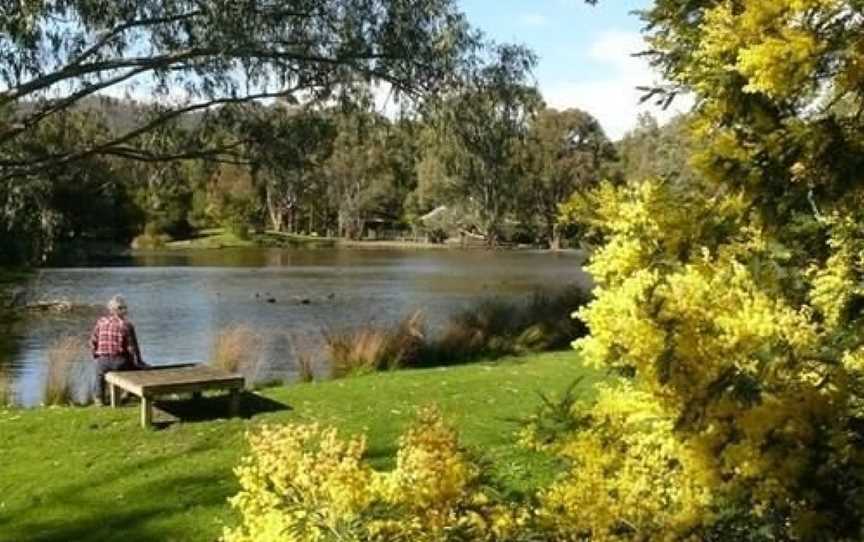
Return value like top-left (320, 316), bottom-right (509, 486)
top-left (0, 351), bottom-right (601, 542)
top-left (165, 228), bottom-right (337, 250)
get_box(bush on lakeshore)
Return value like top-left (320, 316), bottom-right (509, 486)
top-left (131, 223), bottom-right (172, 250)
top-left (282, 332), bottom-right (320, 383)
top-left (224, 405), bottom-right (533, 542)
top-left (0, 366), bottom-right (13, 407)
top-left (43, 336), bottom-right (88, 406)
top-left (325, 311), bottom-right (425, 378)
top-left (424, 286), bottom-right (592, 367)
top-left (295, 351), bottom-right (315, 383)
top-left (224, 219), bottom-right (251, 241)
top-left (322, 287), bottom-right (592, 378)
top-left (211, 325), bottom-right (263, 387)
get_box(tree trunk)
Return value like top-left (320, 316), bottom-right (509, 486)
top-left (550, 224), bottom-right (562, 251)
top-left (485, 222), bottom-right (498, 248)
top-left (266, 187), bottom-right (283, 232)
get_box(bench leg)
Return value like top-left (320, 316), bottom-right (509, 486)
top-left (228, 389), bottom-right (240, 418)
top-left (192, 391), bottom-right (202, 401)
top-left (140, 397), bottom-right (153, 428)
top-left (109, 384), bottom-right (118, 408)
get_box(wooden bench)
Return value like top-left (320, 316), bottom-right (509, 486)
top-left (105, 364), bottom-right (245, 428)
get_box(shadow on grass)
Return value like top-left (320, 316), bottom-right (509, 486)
top-left (150, 391), bottom-right (291, 429)
top-left (1, 444), bottom-right (234, 542)
top-left (12, 473), bottom-right (229, 542)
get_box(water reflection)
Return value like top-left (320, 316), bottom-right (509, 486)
top-left (3, 248), bottom-right (590, 405)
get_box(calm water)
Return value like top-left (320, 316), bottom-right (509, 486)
top-left (1, 248), bottom-right (590, 405)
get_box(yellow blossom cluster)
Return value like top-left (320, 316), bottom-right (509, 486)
top-left (223, 406), bottom-right (530, 542)
top-left (539, 384), bottom-right (715, 541)
top-left (557, 0), bottom-right (864, 537)
top-left (224, 423), bottom-right (374, 542)
top-left (565, 177), bottom-right (864, 538)
top-left (696, 0), bottom-right (837, 100)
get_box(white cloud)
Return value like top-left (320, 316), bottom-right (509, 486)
top-left (541, 30), bottom-right (693, 139)
top-left (519, 13), bottom-right (549, 27)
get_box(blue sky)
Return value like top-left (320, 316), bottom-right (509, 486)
top-left (458, 0), bottom-right (688, 138)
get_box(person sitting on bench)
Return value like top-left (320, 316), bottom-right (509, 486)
top-left (89, 295), bottom-right (149, 404)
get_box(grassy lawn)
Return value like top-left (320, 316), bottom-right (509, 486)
top-left (0, 351), bottom-right (601, 542)
top-left (165, 228), bottom-right (337, 250)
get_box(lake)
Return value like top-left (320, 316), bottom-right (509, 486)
top-left (0, 247), bottom-right (591, 405)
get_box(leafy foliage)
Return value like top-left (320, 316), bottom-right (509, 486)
top-left (0, 0), bottom-right (482, 263)
top-left (521, 107), bottom-right (615, 249)
top-left (430, 45), bottom-right (540, 246)
top-left (1, 0), bottom-right (479, 177)
top-left (558, 0), bottom-right (864, 538)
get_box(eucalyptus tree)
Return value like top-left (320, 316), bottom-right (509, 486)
top-left (616, 112), bottom-right (693, 186)
top-left (324, 110), bottom-right (393, 239)
top-left (244, 106), bottom-right (336, 233)
top-left (435, 44), bottom-right (540, 246)
top-left (0, 0), bottom-right (479, 262)
top-left (0, 0), bottom-right (477, 173)
top-left (521, 107), bottom-right (615, 249)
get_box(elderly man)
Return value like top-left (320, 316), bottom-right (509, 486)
top-left (89, 295), bottom-right (148, 404)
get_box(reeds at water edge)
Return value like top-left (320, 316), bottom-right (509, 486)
top-left (44, 336), bottom-right (88, 406)
top-left (210, 325), bottom-right (264, 388)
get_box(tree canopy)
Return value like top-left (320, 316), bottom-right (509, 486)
top-left (0, 0), bottom-right (479, 178)
top-left (430, 44), bottom-right (540, 246)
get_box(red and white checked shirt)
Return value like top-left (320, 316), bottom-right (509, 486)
top-left (89, 314), bottom-right (143, 366)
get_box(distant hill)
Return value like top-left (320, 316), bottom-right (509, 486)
top-left (13, 94), bottom-right (207, 134)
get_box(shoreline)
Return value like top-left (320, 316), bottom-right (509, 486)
top-left (34, 230), bottom-right (576, 266)
top-left (163, 229), bottom-right (565, 252)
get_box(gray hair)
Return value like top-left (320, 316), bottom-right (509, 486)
top-left (107, 295), bottom-right (128, 315)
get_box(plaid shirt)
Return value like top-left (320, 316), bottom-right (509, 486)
top-left (90, 314), bottom-right (143, 366)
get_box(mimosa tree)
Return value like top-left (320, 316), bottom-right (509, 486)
top-left (558, 0), bottom-right (864, 538)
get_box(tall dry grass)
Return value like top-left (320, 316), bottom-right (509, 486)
top-left (0, 366), bottom-right (13, 407)
top-left (428, 286), bottom-right (593, 365)
top-left (295, 351), bottom-right (316, 383)
top-left (321, 287), bottom-right (592, 378)
top-left (44, 336), bottom-right (87, 406)
top-left (287, 333), bottom-right (318, 383)
top-left (226, 287), bottom-right (591, 382)
top-left (211, 325), bottom-right (263, 387)
top-left (325, 311), bottom-right (425, 379)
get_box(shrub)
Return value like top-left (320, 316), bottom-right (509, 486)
top-left (325, 311), bottom-right (425, 378)
top-left (0, 366), bottom-right (13, 407)
top-left (219, 194), bottom-right (258, 241)
top-left (536, 383), bottom-right (714, 540)
top-left (224, 406), bottom-right (530, 542)
top-left (211, 325), bottom-right (263, 387)
top-left (224, 218), bottom-right (250, 241)
top-left (295, 351), bottom-right (315, 383)
top-left (131, 222), bottom-right (172, 249)
top-left (434, 300), bottom-right (516, 362)
top-left (517, 288), bottom-right (591, 351)
top-left (44, 336), bottom-right (87, 406)
top-left (282, 332), bottom-right (318, 383)
top-left (322, 288), bottom-right (592, 378)
top-left (428, 286), bottom-right (592, 365)
top-left (515, 377), bottom-right (593, 452)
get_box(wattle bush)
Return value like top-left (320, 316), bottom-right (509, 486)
top-left (223, 406), bottom-right (530, 542)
